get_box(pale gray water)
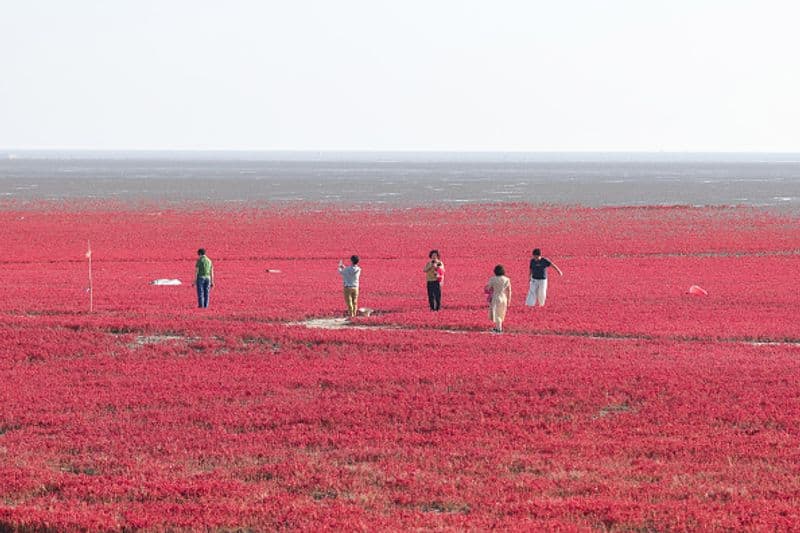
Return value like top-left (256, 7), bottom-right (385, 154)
top-left (1, 151), bottom-right (798, 208)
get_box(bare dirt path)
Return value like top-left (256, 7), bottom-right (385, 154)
top-left (288, 316), bottom-right (800, 347)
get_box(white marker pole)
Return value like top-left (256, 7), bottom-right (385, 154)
top-left (86, 240), bottom-right (93, 313)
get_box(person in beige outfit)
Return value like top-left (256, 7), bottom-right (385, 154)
top-left (485, 264), bottom-right (512, 333)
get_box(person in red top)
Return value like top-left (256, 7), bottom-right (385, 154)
top-left (423, 249), bottom-right (445, 311)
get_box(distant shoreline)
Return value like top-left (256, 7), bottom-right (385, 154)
top-left (3, 149), bottom-right (800, 163)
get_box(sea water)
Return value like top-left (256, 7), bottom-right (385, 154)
top-left (0, 151), bottom-right (798, 209)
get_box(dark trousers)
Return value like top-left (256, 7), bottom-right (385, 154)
top-left (196, 277), bottom-right (211, 308)
top-left (426, 280), bottom-right (442, 310)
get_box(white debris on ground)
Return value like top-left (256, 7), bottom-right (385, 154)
top-left (687, 284), bottom-right (708, 296)
top-left (150, 279), bottom-right (182, 285)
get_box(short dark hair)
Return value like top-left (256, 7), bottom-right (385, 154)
top-left (351, 255), bottom-right (359, 265)
top-left (532, 248), bottom-right (541, 256)
top-left (429, 249), bottom-right (440, 259)
top-left (494, 264), bottom-right (505, 276)
top-left (198, 248), bottom-right (206, 256)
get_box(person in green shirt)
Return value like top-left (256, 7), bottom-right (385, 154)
top-left (192, 248), bottom-right (214, 308)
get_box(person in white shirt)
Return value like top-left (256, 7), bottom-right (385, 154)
top-left (338, 255), bottom-right (362, 318)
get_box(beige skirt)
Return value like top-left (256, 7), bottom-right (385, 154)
top-left (489, 296), bottom-right (508, 322)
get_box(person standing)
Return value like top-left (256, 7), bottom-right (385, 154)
top-left (338, 255), bottom-right (361, 318)
top-left (525, 248), bottom-right (563, 307)
top-left (485, 264), bottom-right (512, 333)
top-left (192, 248), bottom-right (214, 308)
top-left (423, 249), bottom-right (445, 311)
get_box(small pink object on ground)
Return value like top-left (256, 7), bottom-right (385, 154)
top-left (688, 285), bottom-right (708, 296)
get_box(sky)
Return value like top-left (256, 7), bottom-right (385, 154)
top-left (1, 1), bottom-right (799, 152)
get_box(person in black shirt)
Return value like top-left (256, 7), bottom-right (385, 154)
top-left (525, 248), bottom-right (562, 307)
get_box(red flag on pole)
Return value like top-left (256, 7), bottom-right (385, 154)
top-left (86, 240), bottom-right (93, 312)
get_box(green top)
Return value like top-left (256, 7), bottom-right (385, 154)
top-left (196, 255), bottom-right (213, 278)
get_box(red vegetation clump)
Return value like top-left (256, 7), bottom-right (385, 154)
top-left (0, 203), bottom-right (798, 530)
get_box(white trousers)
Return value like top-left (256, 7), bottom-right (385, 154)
top-left (525, 278), bottom-right (548, 307)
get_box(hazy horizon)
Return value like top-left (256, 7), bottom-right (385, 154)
top-left (4, 149), bottom-right (800, 163)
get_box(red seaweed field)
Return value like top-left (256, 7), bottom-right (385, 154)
top-left (1, 203), bottom-right (799, 530)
